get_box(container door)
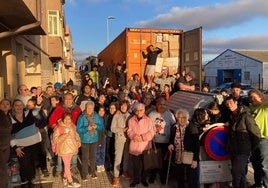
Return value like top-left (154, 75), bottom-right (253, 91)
top-left (181, 27), bottom-right (202, 90)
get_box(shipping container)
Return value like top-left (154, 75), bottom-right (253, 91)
top-left (98, 27), bottom-right (202, 90)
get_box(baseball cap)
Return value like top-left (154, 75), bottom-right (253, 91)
top-left (187, 71), bottom-right (195, 79)
top-left (54, 82), bottom-right (62, 89)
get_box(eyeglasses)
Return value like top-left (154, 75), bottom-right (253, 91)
top-left (177, 116), bottom-right (187, 119)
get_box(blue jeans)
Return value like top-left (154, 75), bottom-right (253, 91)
top-left (251, 138), bottom-right (268, 187)
top-left (231, 154), bottom-right (249, 188)
top-left (251, 146), bottom-right (263, 186)
top-left (56, 154), bottom-right (78, 172)
top-left (259, 138), bottom-right (268, 187)
top-left (260, 139), bottom-right (268, 187)
top-left (96, 137), bottom-right (106, 166)
top-left (186, 164), bottom-right (200, 188)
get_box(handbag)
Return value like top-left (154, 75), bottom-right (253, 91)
top-left (142, 142), bottom-right (162, 171)
top-left (181, 151), bottom-right (193, 165)
top-left (178, 126), bottom-right (193, 165)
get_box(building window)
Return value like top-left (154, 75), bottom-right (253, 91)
top-left (185, 53), bottom-right (190, 62)
top-left (48, 10), bottom-right (61, 36)
top-left (25, 50), bottom-right (40, 74)
top-left (24, 50), bottom-right (30, 73)
top-left (194, 52), bottom-right (199, 61)
top-left (244, 71), bottom-right (250, 80)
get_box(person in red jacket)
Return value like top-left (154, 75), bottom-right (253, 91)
top-left (49, 93), bottom-right (81, 129)
top-left (49, 93), bottom-right (82, 177)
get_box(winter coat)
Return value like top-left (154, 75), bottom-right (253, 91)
top-left (184, 121), bottom-right (201, 162)
top-left (111, 111), bottom-right (130, 142)
top-left (52, 121), bottom-right (81, 156)
top-left (0, 110), bottom-right (12, 150)
top-left (227, 106), bottom-right (261, 155)
top-left (127, 115), bottom-right (155, 156)
top-left (10, 109), bottom-right (42, 149)
top-left (49, 103), bottom-right (82, 129)
top-left (76, 112), bottom-right (104, 144)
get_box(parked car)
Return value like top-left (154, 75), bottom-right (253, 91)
top-left (262, 90), bottom-right (268, 102)
top-left (211, 82), bottom-right (254, 96)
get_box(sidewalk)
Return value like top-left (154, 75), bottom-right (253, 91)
top-left (11, 169), bottom-right (176, 188)
top-left (10, 162), bottom-right (254, 188)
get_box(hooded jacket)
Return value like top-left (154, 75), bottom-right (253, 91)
top-left (227, 106), bottom-right (261, 155)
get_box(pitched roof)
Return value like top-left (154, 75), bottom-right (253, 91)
top-left (234, 50), bottom-right (268, 62)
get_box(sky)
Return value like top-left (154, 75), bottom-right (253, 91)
top-left (65, 0), bottom-right (268, 64)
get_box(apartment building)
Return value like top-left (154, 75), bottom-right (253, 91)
top-left (0, 0), bottom-right (76, 99)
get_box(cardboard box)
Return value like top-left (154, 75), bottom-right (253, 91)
top-left (155, 57), bottom-right (179, 74)
top-left (200, 160), bottom-right (232, 183)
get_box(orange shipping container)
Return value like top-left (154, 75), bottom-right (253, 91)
top-left (98, 27), bottom-right (202, 90)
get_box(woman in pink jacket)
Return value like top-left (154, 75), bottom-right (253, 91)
top-left (127, 103), bottom-right (155, 187)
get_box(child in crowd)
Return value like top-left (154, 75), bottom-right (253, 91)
top-left (47, 95), bottom-right (60, 165)
top-left (162, 84), bottom-right (171, 100)
top-left (52, 112), bottom-right (81, 187)
top-left (96, 105), bottom-right (107, 172)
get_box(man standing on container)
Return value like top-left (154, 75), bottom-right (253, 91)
top-left (98, 60), bottom-right (110, 90)
top-left (142, 45), bottom-right (163, 88)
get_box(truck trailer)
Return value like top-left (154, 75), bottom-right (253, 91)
top-left (98, 27), bottom-right (202, 89)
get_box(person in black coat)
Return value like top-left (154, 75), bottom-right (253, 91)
top-left (168, 108), bottom-right (190, 188)
top-left (114, 62), bottom-right (127, 89)
top-left (0, 99), bottom-right (12, 188)
top-left (206, 101), bottom-right (229, 124)
top-left (98, 60), bottom-right (110, 89)
top-left (224, 95), bottom-right (260, 188)
top-left (184, 108), bottom-right (210, 188)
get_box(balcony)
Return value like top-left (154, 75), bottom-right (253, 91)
top-left (48, 37), bottom-right (64, 61)
top-left (63, 55), bottom-right (75, 67)
top-left (0, 0), bottom-right (46, 38)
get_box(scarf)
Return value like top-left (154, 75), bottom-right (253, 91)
top-left (85, 112), bottom-right (96, 135)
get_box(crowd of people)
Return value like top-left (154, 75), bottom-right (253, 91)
top-left (0, 49), bottom-right (267, 188)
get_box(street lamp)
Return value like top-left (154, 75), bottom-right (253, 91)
top-left (106, 16), bottom-right (115, 45)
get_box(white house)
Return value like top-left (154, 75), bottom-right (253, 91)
top-left (204, 49), bottom-right (268, 90)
